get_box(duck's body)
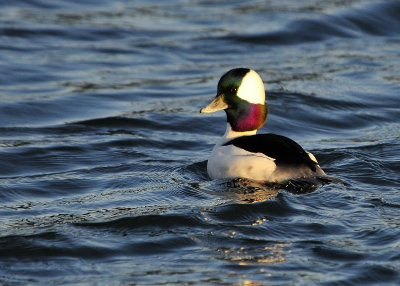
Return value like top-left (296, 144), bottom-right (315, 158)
top-left (207, 124), bottom-right (325, 182)
top-left (201, 68), bottom-right (326, 183)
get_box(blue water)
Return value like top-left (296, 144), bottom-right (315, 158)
top-left (1, 0), bottom-right (400, 285)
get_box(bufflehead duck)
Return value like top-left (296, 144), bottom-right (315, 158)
top-left (200, 68), bottom-right (326, 183)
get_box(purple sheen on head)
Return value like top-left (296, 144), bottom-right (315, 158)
top-left (230, 103), bottom-right (267, 132)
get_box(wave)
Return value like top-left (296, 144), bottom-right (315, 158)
top-left (225, 1), bottom-right (400, 45)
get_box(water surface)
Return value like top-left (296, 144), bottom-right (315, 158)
top-left (0, 0), bottom-right (400, 285)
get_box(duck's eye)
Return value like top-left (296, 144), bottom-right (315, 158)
top-left (230, 87), bottom-right (237, 93)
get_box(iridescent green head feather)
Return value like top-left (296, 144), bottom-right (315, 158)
top-left (201, 68), bottom-right (267, 132)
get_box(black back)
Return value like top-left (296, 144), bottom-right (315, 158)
top-left (223, 133), bottom-right (317, 171)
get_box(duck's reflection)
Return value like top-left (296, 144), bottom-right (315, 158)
top-left (219, 176), bottom-right (337, 204)
top-left (222, 178), bottom-right (279, 204)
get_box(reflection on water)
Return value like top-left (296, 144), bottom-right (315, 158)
top-left (217, 242), bottom-right (290, 266)
top-left (220, 179), bottom-right (280, 204)
top-left (205, 177), bottom-right (341, 204)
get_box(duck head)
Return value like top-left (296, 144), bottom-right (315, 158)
top-left (200, 68), bottom-right (267, 132)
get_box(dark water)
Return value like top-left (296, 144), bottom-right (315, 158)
top-left (1, 0), bottom-right (400, 285)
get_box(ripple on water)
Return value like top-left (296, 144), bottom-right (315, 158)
top-left (224, 1), bottom-right (400, 45)
top-left (0, 0), bottom-right (400, 285)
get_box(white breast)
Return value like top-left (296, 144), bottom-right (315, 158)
top-left (207, 144), bottom-right (277, 182)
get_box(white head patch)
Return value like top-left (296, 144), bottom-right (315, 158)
top-left (237, 70), bottom-right (265, 105)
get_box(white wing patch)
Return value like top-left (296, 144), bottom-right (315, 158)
top-left (307, 152), bottom-right (318, 164)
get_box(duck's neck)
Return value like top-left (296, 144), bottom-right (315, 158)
top-left (221, 123), bottom-right (257, 142)
top-left (226, 102), bottom-right (267, 132)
